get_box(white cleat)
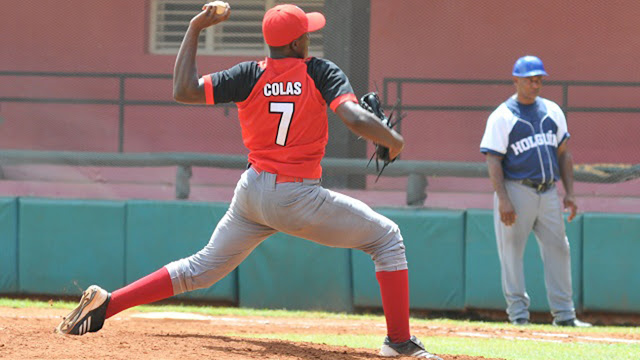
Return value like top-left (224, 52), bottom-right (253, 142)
top-left (55, 285), bottom-right (110, 335)
top-left (380, 335), bottom-right (443, 359)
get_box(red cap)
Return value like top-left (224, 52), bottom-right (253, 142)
top-left (262, 4), bottom-right (326, 47)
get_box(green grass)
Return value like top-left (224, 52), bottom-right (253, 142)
top-left (412, 317), bottom-right (640, 336)
top-left (234, 333), bottom-right (640, 360)
top-left (3, 297), bottom-right (639, 360)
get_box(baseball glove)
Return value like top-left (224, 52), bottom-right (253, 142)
top-left (359, 92), bottom-right (402, 181)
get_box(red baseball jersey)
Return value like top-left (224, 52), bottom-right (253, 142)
top-left (202, 57), bottom-right (357, 179)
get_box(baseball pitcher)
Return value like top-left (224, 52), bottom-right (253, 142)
top-left (56, 3), bottom-right (442, 358)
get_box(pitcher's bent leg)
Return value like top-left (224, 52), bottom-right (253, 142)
top-left (265, 185), bottom-right (407, 271)
top-left (263, 185), bottom-right (410, 342)
top-left (166, 209), bottom-right (275, 295)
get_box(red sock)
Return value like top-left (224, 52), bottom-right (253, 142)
top-left (376, 269), bottom-right (411, 343)
top-left (105, 267), bottom-right (174, 319)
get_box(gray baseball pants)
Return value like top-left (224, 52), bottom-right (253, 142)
top-left (166, 168), bottom-right (408, 295)
top-left (494, 180), bottom-right (576, 322)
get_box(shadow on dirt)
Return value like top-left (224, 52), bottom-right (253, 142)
top-left (154, 333), bottom-right (384, 360)
top-left (152, 333), bottom-right (505, 360)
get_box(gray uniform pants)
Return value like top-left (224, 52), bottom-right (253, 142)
top-left (166, 168), bottom-right (408, 295)
top-left (494, 180), bottom-right (575, 322)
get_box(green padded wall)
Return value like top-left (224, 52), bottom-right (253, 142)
top-left (465, 209), bottom-right (583, 312)
top-left (0, 197), bottom-right (18, 293)
top-left (12, 196), bottom-right (640, 315)
top-left (238, 232), bottom-right (353, 312)
top-left (352, 209), bottom-right (466, 310)
top-left (583, 213), bottom-right (640, 312)
top-left (464, 209), bottom-right (504, 309)
top-left (18, 198), bottom-right (126, 295)
top-left (126, 201), bottom-right (236, 302)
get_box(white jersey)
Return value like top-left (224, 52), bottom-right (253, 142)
top-left (480, 96), bottom-right (569, 183)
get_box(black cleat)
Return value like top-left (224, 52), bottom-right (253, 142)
top-left (55, 285), bottom-right (111, 335)
top-left (552, 318), bottom-right (592, 327)
top-left (380, 335), bottom-right (443, 359)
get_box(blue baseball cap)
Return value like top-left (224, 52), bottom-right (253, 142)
top-left (512, 56), bottom-right (548, 77)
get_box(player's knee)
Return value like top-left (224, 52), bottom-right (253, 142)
top-left (558, 241), bottom-right (571, 257)
top-left (547, 236), bottom-right (571, 255)
top-left (370, 226), bottom-right (408, 271)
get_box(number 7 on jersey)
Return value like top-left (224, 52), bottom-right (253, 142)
top-left (270, 102), bottom-right (295, 146)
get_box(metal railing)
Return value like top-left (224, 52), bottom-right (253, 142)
top-left (382, 77), bottom-right (640, 115)
top-left (3, 71), bottom-right (640, 147)
top-left (2, 72), bottom-right (640, 204)
top-left (1, 150), bottom-right (639, 206)
top-left (0, 71), bottom-right (235, 153)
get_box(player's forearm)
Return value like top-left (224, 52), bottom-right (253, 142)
top-left (173, 26), bottom-right (205, 103)
top-left (558, 150), bottom-right (575, 196)
top-left (486, 155), bottom-right (509, 200)
top-left (350, 119), bottom-right (404, 150)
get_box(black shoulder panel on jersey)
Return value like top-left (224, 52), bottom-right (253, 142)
top-left (306, 57), bottom-right (355, 105)
top-left (211, 61), bottom-right (265, 104)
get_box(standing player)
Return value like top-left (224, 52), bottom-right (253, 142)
top-left (56, 3), bottom-right (442, 358)
top-left (480, 55), bottom-right (591, 327)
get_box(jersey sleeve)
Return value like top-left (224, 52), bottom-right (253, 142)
top-left (203, 61), bottom-right (263, 105)
top-left (548, 101), bottom-right (570, 145)
top-left (306, 58), bottom-right (357, 111)
top-left (480, 104), bottom-right (510, 156)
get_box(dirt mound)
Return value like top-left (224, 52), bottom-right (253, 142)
top-left (2, 307), bottom-right (635, 360)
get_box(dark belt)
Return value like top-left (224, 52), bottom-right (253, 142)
top-left (520, 179), bottom-right (555, 193)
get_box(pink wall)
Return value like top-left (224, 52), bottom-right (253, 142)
top-left (0, 0), bottom-right (250, 153)
top-left (369, 0), bottom-right (640, 164)
top-left (0, 1), bottom-right (249, 73)
top-left (1, 1), bottom-right (638, 163)
top-left (369, 1), bottom-right (640, 81)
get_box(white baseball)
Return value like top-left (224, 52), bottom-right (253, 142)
top-left (204, 1), bottom-right (228, 14)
